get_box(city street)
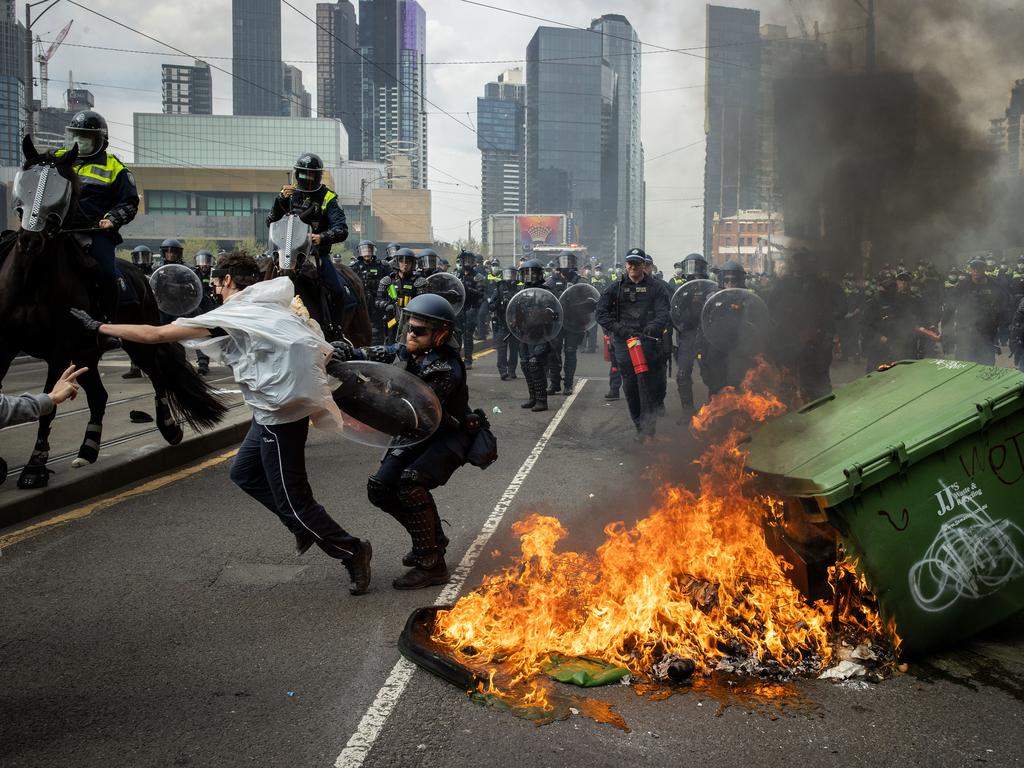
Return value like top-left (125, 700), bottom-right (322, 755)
top-left (2, 351), bottom-right (1022, 768)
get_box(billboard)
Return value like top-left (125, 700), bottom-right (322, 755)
top-left (517, 215), bottom-right (566, 254)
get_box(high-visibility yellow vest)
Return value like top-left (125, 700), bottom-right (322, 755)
top-left (55, 149), bottom-right (127, 185)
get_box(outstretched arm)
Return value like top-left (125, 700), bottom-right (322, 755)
top-left (70, 309), bottom-right (211, 344)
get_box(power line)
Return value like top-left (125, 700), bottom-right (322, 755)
top-left (644, 139), bottom-right (705, 164)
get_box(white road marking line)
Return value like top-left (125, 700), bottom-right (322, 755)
top-left (334, 380), bottom-right (588, 768)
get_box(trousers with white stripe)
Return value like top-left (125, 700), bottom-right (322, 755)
top-left (230, 418), bottom-right (359, 560)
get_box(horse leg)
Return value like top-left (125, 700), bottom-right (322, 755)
top-left (17, 360), bottom-right (63, 488)
top-left (71, 360), bottom-right (107, 468)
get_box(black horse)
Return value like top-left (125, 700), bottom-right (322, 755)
top-left (263, 205), bottom-right (372, 346)
top-left (0, 136), bottom-right (227, 488)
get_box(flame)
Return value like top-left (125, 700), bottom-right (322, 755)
top-left (434, 369), bottom-right (895, 703)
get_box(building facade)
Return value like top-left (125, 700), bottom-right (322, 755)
top-left (358, 0), bottom-right (427, 188)
top-left (282, 64), bottom-right (312, 118)
top-left (710, 209), bottom-right (784, 271)
top-left (133, 113), bottom-right (347, 168)
top-left (995, 80), bottom-right (1024, 177)
top-left (589, 14), bottom-right (644, 254)
top-left (161, 60), bottom-right (213, 115)
top-left (477, 68), bottom-right (526, 245)
top-left (703, 5), bottom-right (761, 257)
top-left (232, 0), bottom-right (283, 117)
top-left (526, 26), bottom-right (618, 261)
top-left (317, 0), bottom-right (362, 160)
top-left (35, 88), bottom-right (94, 149)
top-left (0, 0), bottom-right (25, 167)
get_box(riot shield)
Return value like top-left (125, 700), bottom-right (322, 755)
top-left (268, 214), bottom-right (312, 271)
top-left (671, 279), bottom-right (719, 333)
top-left (559, 282), bottom-right (600, 333)
top-left (423, 272), bottom-right (466, 316)
top-left (331, 360), bottom-right (442, 448)
top-left (506, 287), bottom-right (562, 344)
top-left (149, 263), bottom-right (204, 317)
top-left (700, 288), bottom-right (770, 355)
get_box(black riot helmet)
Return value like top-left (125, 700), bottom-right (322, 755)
top-left (682, 253), bottom-right (708, 279)
top-left (402, 293), bottom-right (456, 346)
top-left (358, 240), bottom-right (376, 259)
top-left (293, 153), bottom-right (324, 192)
top-left (66, 110), bottom-right (108, 158)
top-left (418, 248), bottom-right (440, 273)
top-left (160, 238), bottom-right (184, 263)
top-left (719, 260), bottom-right (747, 289)
top-left (131, 245), bottom-right (152, 267)
top-left (385, 242), bottom-right (401, 259)
top-left (501, 266), bottom-right (517, 281)
top-left (519, 258), bottom-right (545, 286)
top-left (458, 250), bottom-right (476, 269)
top-left (195, 250), bottom-right (214, 268)
top-left (557, 250), bottom-right (577, 270)
top-left (395, 247), bottom-right (418, 268)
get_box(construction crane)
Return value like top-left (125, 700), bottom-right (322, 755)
top-left (786, 0), bottom-right (810, 40)
top-left (34, 19), bottom-right (73, 109)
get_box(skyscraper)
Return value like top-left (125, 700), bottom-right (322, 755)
top-left (0, 0), bottom-right (26, 166)
top-left (526, 26), bottom-right (618, 260)
top-left (162, 61), bottom-right (213, 115)
top-left (232, 0), bottom-right (282, 117)
top-left (589, 14), bottom-right (644, 254)
top-left (317, 0), bottom-right (362, 159)
top-left (477, 68), bottom-right (526, 244)
top-left (282, 64), bottom-right (311, 117)
top-left (358, 0), bottom-right (427, 188)
top-left (703, 5), bottom-right (761, 257)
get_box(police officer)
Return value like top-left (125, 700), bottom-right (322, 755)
top-left (948, 256), bottom-right (1012, 365)
top-left (702, 261), bottom-right (758, 396)
top-left (130, 245), bottom-right (153, 275)
top-left (58, 110), bottom-right (139, 322)
top-left (385, 242), bottom-right (402, 262)
top-left (668, 261), bottom-right (687, 291)
top-left (267, 153), bottom-right (350, 306)
top-left (418, 249), bottom-right (441, 277)
top-left (596, 248), bottom-right (671, 440)
top-left (456, 250), bottom-right (486, 367)
top-left (862, 269), bottom-right (926, 371)
top-left (1010, 294), bottom-right (1024, 371)
top-left (329, 294), bottom-right (476, 590)
top-left (160, 238), bottom-right (185, 265)
top-left (644, 254), bottom-right (671, 413)
top-left (479, 259), bottom-right (502, 341)
top-left (544, 250), bottom-right (585, 395)
top-left (352, 240), bottom-right (386, 343)
top-left (517, 259), bottom-right (552, 413)
top-left (674, 254), bottom-right (712, 424)
top-left (191, 250), bottom-right (216, 376)
top-left (489, 265), bottom-right (520, 380)
top-left (377, 248), bottom-right (424, 343)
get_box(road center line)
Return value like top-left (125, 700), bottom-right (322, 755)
top-left (334, 380), bottom-right (588, 768)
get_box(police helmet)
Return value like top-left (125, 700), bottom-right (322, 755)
top-left (458, 250), bottom-right (477, 268)
top-left (395, 247), bottom-right (418, 265)
top-left (404, 293), bottom-right (456, 327)
top-left (519, 258), bottom-right (545, 285)
top-left (195, 250), bottom-right (214, 268)
top-left (65, 110), bottom-right (108, 158)
top-left (418, 248), bottom-right (440, 271)
top-left (624, 247), bottom-right (647, 265)
top-left (501, 266), bottom-right (517, 281)
top-left (557, 250), bottom-right (577, 270)
top-left (131, 245), bottom-right (152, 266)
top-left (330, 252), bottom-right (346, 267)
top-left (357, 240), bottom-right (376, 259)
top-left (160, 238), bottom-right (184, 262)
top-left (294, 153), bottom-right (325, 192)
top-left (385, 242), bottom-right (402, 258)
top-left (719, 260), bottom-right (747, 288)
top-left (968, 256), bottom-right (987, 269)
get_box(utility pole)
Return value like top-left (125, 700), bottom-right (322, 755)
top-left (864, 0), bottom-right (876, 73)
top-left (23, 1), bottom-right (63, 136)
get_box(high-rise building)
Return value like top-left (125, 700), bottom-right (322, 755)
top-left (477, 68), bottom-right (526, 244)
top-left (232, 0), bottom-right (282, 117)
top-left (36, 87), bottom-right (94, 149)
top-left (998, 80), bottom-right (1024, 177)
top-left (282, 64), bottom-right (311, 117)
top-left (161, 60), bottom-right (213, 115)
top-left (317, 0), bottom-right (362, 159)
top-left (0, 0), bottom-right (26, 166)
top-left (526, 26), bottom-right (618, 260)
top-left (703, 5), bottom-right (761, 257)
top-left (358, 0), bottom-right (427, 188)
top-left (589, 14), bottom-right (644, 255)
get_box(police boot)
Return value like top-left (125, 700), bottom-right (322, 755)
top-left (393, 487), bottom-right (450, 590)
top-left (531, 366), bottom-right (549, 412)
top-left (546, 374), bottom-right (561, 396)
top-left (520, 362), bottom-right (538, 409)
top-left (563, 378), bottom-right (574, 396)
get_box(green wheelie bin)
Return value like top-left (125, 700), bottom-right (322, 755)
top-left (744, 359), bottom-right (1024, 653)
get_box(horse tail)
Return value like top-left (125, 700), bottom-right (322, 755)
top-left (336, 263), bottom-right (373, 346)
top-left (153, 341), bottom-right (228, 430)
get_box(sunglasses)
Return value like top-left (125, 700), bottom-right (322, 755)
top-left (407, 324), bottom-right (432, 338)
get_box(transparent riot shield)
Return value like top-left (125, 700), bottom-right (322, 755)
top-left (149, 263), bottom-right (204, 317)
top-left (670, 279), bottom-right (719, 333)
top-left (506, 287), bottom-right (562, 344)
top-left (700, 288), bottom-right (771, 355)
top-left (559, 282), bottom-right (601, 333)
top-left (423, 272), bottom-right (467, 316)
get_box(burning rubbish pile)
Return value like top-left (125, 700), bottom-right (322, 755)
top-left (411, 368), bottom-right (899, 714)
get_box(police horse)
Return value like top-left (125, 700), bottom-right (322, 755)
top-left (262, 204), bottom-right (372, 346)
top-left (0, 136), bottom-right (227, 488)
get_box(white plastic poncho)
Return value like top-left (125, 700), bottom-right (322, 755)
top-left (175, 277), bottom-right (343, 428)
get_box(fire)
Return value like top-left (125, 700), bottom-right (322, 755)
top-left (433, 369), bottom-right (894, 702)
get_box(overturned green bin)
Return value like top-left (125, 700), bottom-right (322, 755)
top-left (744, 359), bottom-right (1024, 653)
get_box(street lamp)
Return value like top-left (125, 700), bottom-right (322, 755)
top-left (24, 0), bottom-right (63, 135)
top-left (850, 0), bottom-right (877, 73)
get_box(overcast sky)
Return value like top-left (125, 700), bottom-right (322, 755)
top-left (24, 0), bottom-right (1021, 258)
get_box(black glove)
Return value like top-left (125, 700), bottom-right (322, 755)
top-left (330, 340), bottom-right (356, 363)
top-left (70, 308), bottom-right (103, 333)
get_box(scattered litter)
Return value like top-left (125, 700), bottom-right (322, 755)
top-left (129, 410), bottom-right (153, 423)
top-left (492, 406), bottom-right (502, 415)
top-left (543, 656), bottom-right (630, 687)
top-left (897, 663), bottom-right (909, 674)
top-left (416, 744), bottom-right (426, 751)
top-left (651, 655), bottom-right (696, 683)
top-left (818, 660), bottom-right (867, 680)
top-left (286, 691), bottom-right (295, 697)
top-left (569, 707), bottom-right (579, 715)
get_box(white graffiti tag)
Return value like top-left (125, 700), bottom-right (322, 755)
top-left (909, 483), bottom-right (1024, 613)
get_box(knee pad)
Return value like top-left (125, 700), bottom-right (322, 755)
top-left (367, 475), bottom-right (398, 510)
top-left (397, 479), bottom-right (432, 508)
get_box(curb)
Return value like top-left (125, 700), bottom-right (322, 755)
top-left (0, 418), bottom-right (250, 530)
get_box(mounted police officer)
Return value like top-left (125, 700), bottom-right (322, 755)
top-left (377, 247), bottom-right (424, 343)
top-left (517, 259), bottom-right (552, 412)
top-left (329, 294), bottom-right (478, 590)
top-left (58, 110), bottom-right (139, 323)
top-left (267, 153), bottom-right (351, 307)
top-left (455, 250), bottom-right (486, 368)
top-left (489, 265), bottom-right (520, 380)
top-left (352, 240), bottom-right (386, 342)
top-left (544, 250), bottom-right (584, 394)
top-left (596, 248), bottom-right (671, 441)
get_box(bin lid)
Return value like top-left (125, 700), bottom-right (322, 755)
top-left (744, 360), bottom-right (1024, 507)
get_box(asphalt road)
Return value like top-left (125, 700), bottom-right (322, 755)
top-left (1, 350), bottom-right (1022, 768)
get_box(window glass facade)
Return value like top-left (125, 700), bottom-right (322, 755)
top-left (0, 4), bottom-right (24, 168)
top-left (232, 0), bottom-right (283, 116)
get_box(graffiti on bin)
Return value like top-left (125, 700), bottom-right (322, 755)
top-left (909, 480), bottom-right (1024, 613)
top-left (958, 431), bottom-right (1024, 486)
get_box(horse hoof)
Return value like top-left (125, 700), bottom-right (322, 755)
top-left (17, 467), bottom-right (53, 489)
top-left (71, 457), bottom-right (93, 469)
top-left (159, 424), bottom-right (184, 446)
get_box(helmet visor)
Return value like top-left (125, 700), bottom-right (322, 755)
top-left (13, 166), bottom-right (73, 232)
top-left (557, 253), bottom-right (577, 269)
top-left (358, 243), bottom-right (376, 258)
top-left (418, 253), bottom-right (439, 271)
top-left (65, 128), bottom-right (102, 157)
top-left (294, 168), bottom-right (323, 192)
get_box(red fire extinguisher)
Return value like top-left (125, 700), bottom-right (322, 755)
top-left (603, 334), bottom-right (611, 362)
top-left (626, 336), bottom-right (649, 374)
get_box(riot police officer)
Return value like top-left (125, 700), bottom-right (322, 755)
top-left (130, 245), bottom-right (153, 276)
top-left (544, 250), bottom-right (585, 394)
top-left (418, 249), bottom-right (441, 277)
top-left (596, 248), bottom-right (671, 440)
top-left (702, 261), bottom-right (759, 396)
top-left (352, 240), bottom-right (386, 343)
top-left (191, 250), bottom-right (216, 375)
top-left (478, 259), bottom-right (501, 341)
top-left (456, 251), bottom-right (486, 367)
top-left (58, 110), bottom-right (139, 322)
top-left (329, 294), bottom-right (477, 590)
top-left (490, 266), bottom-right (520, 380)
top-left (385, 242), bottom-right (402, 262)
top-left (268, 153), bottom-right (351, 305)
top-left (160, 238), bottom-right (185, 265)
top-left (862, 270), bottom-right (925, 371)
top-left (517, 259), bottom-right (552, 412)
top-left (674, 254), bottom-right (712, 424)
top-left (948, 256), bottom-right (1012, 365)
top-left (377, 248), bottom-right (424, 342)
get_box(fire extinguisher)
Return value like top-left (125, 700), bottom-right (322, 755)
top-left (626, 336), bottom-right (649, 374)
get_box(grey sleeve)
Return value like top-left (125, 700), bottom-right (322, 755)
top-left (0, 392), bottom-right (54, 428)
